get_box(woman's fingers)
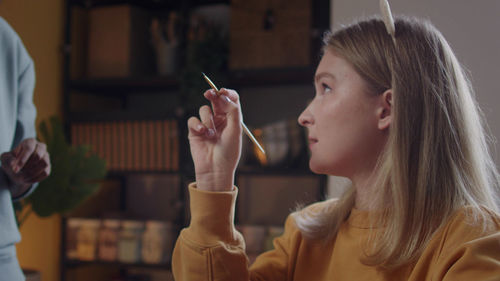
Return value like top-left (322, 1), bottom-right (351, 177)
top-left (219, 88), bottom-right (239, 103)
top-left (218, 89), bottom-right (242, 128)
top-left (188, 114), bottom-right (215, 139)
top-left (203, 89), bottom-right (217, 99)
top-left (204, 89), bottom-right (239, 113)
top-left (203, 88), bottom-right (241, 128)
top-left (187, 116), bottom-right (205, 137)
top-left (188, 88), bottom-right (242, 141)
top-left (199, 105), bottom-right (216, 137)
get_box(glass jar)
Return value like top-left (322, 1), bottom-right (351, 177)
top-left (118, 220), bottom-right (144, 263)
top-left (141, 221), bottom-right (176, 264)
top-left (240, 225), bottom-right (267, 254)
top-left (264, 226), bottom-right (284, 251)
top-left (66, 218), bottom-right (83, 259)
top-left (76, 219), bottom-right (101, 261)
top-left (98, 219), bottom-right (120, 261)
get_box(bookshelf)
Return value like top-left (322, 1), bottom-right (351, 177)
top-left (61, 0), bottom-right (329, 280)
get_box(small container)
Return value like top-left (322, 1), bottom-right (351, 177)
top-left (98, 219), bottom-right (120, 261)
top-left (66, 218), bottom-right (83, 259)
top-left (264, 226), bottom-right (284, 251)
top-left (141, 221), bottom-right (176, 264)
top-left (240, 225), bottom-right (267, 254)
top-left (118, 220), bottom-right (144, 263)
top-left (76, 219), bottom-right (101, 261)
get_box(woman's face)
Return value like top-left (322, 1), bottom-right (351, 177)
top-left (298, 49), bottom-right (388, 178)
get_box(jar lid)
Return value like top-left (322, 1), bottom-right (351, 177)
top-left (121, 220), bottom-right (144, 229)
top-left (145, 220), bottom-right (174, 229)
top-left (80, 219), bottom-right (101, 228)
top-left (268, 226), bottom-right (284, 236)
top-left (102, 219), bottom-right (120, 228)
top-left (67, 218), bottom-right (83, 227)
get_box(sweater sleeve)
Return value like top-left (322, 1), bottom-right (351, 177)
top-left (172, 183), bottom-right (249, 281)
top-left (13, 51), bottom-right (36, 148)
top-left (249, 215), bottom-right (297, 281)
top-left (435, 209), bottom-right (500, 281)
top-left (10, 38), bottom-right (37, 201)
top-left (8, 20), bottom-right (37, 201)
top-left (172, 183), bottom-right (294, 281)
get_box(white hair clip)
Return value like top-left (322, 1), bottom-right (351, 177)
top-left (380, 0), bottom-right (396, 44)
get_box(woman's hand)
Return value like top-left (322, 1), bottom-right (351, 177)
top-left (187, 88), bottom-right (242, 191)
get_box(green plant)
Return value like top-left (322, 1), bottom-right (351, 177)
top-left (180, 23), bottom-right (228, 112)
top-left (14, 116), bottom-right (107, 226)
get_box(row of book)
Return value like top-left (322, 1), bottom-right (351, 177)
top-left (71, 120), bottom-right (179, 171)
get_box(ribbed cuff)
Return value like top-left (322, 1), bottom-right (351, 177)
top-left (185, 182), bottom-right (239, 246)
top-left (11, 182), bottom-right (37, 202)
top-left (0, 170), bottom-right (37, 201)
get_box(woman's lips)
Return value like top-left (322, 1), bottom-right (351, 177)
top-left (308, 138), bottom-right (318, 148)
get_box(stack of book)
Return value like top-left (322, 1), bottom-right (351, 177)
top-left (71, 119), bottom-right (179, 171)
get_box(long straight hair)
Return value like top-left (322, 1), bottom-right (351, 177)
top-left (292, 16), bottom-right (500, 268)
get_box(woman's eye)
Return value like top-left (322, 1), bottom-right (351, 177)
top-left (313, 81), bottom-right (333, 96)
top-left (322, 83), bottom-right (332, 93)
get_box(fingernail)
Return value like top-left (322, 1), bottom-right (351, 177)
top-left (207, 128), bottom-right (215, 137)
top-left (209, 89), bottom-right (217, 97)
top-left (197, 124), bottom-right (204, 132)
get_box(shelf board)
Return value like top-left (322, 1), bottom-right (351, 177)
top-left (70, 76), bottom-right (180, 94)
top-left (107, 170), bottom-right (181, 178)
top-left (68, 110), bottom-right (183, 122)
top-left (228, 67), bottom-right (316, 89)
top-left (71, 0), bottom-right (229, 9)
top-left (65, 259), bottom-right (171, 269)
top-left (70, 0), bottom-right (181, 9)
top-left (70, 67), bottom-right (316, 95)
top-left (236, 166), bottom-right (318, 176)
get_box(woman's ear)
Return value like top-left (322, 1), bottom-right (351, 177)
top-left (378, 89), bottom-right (392, 130)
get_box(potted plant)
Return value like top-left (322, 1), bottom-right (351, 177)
top-left (13, 116), bottom-right (107, 280)
top-left (179, 16), bottom-right (228, 112)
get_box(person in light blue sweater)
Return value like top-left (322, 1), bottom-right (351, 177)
top-left (0, 17), bottom-right (51, 281)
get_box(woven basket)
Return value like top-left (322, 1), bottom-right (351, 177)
top-left (229, 0), bottom-right (312, 69)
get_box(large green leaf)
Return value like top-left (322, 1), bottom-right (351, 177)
top-left (25, 116), bottom-right (107, 218)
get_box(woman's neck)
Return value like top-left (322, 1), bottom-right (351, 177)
top-left (351, 170), bottom-right (381, 211)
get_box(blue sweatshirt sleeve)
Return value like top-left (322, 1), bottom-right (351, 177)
top-left (0, 17), bottom-right (37, 201)
top-left (0, 16), bottom-right (37, 250)
top-left (10, 52), bottom-right (37, 201)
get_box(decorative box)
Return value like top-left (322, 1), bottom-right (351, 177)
top-left (229, 0), bottom-right (312, 69)
top-left (87, 4), bottom-right (155, 77)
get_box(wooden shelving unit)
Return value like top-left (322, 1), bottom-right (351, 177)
top-left (60, 0), bottom-right (329, 280)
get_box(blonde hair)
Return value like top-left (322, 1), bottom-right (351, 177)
top-left (292, 16), bottom-right (500, 268)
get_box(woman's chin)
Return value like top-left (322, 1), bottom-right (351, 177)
top-left (309, 161), bottom-right (326, 175)
top-left (309, 160), bottom-right (346, 176)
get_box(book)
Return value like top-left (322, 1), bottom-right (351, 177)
top-left (155, 120), bottom-right (163, 171)
top-left (118, 121), bottom-right (127, 171)
top-left (111, 121), bottom-right (119, 170)
top-left (148, 121), bottom-right (155, 170)
top-left (171, 120), bottom-right (179, 171)
top-left (140, 120), bottom-right (148, 170)
top-left (126, 121), bottom-right (134, 171)
top-left (163, 120), bottom-right (170, 171)
top-left (133, 120), bottom-right (141, 171)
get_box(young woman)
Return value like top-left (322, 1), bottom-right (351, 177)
top-left (172, 16), bottom-right (500, 280)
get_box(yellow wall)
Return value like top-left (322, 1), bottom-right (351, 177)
top-left (0, 1), bottom-right (64, 281)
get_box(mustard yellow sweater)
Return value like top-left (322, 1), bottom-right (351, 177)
top-left (172, 184), bottom-right (500, 280)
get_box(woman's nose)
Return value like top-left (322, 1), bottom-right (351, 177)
top-left (298, 106), bottom-right (313, 127)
